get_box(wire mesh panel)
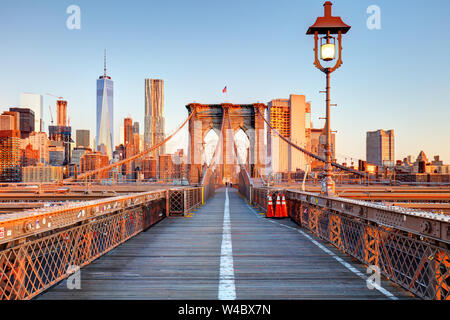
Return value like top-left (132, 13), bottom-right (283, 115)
top-left (0, 199), bottom-right (165, 300)
top-left (169, 190), bottom-right (184, 215)
top-left (168, 188), bottom-right (202, 216)
top-left (248, 187), bottom-right (449, 300)
top-left (294, 201), bottom-right (450, 300)
top-left (202, 171), bottom-right (216, 201)
top-left (251, 188), bottom-right (279, 213)
top-left (238, 170), bottom-right (251, 201)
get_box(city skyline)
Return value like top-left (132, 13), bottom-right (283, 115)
top-left (0, 0), bottom-right (449, 163)
top-left (0, 2), bottom-right (449, 304)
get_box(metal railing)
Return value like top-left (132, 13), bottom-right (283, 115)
top-left (0, 187), bottom-right (203, 300)
top-left (238, 169), bottom-right (252, 202)
top-left (248, 187), bottom-right (450, 300)
top-left (168, 187), bottom-right (203, 216)
top-left (202, 171), bottom-right (217, 202)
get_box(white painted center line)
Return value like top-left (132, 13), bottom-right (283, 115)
top-left (218, 188), bottom-right (236, 300)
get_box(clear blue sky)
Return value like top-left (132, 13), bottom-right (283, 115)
top-left (1, 0), bottom-right (449, 163)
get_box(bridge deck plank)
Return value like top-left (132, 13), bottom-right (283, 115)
top-left (37, 188), bottom-right (414, 300)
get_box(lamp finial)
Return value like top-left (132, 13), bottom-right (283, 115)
top-left (324, 1), bottom-right (333, 17)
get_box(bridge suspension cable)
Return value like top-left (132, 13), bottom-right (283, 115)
top-left (256, 108), bottom-right (366, 177)
top-left (201, 117), bottom-right (223, 177)
top-left (200, 113), bottom-right (226, 199)
top-left (65, 110), bottom-right (197, 183)
top-left (225, 111), bottom-right (252, 181)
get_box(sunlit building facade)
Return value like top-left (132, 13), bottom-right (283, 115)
top-left (267, 94), bottom-right (311, 174)
top-left (56, 100), bottom-right (68, 126)
top-left (22, 165), bottom-right (63, 183)
top-left (143, 156), bottom-right (157, 180)
top-left (0, 111), bottom-right (21, 182)
top-left (366, 130), bottom-right (395, 168)
top-left (21, 132), bottom-right (49, 165)
top-left (76, 129), bottom-right (90, 149)
top-left (159, 154), bottom-right (173, 182)
top-left (71, 147), bottom-right (90, 167)
top-left (9, 107), bottom-right (35, 138)
top-left (80, 151), bottom-right (109, 179)
top-left (144, 79), bottom-right (165, 157)
top-left (124, 117), bottom-right (133, 146)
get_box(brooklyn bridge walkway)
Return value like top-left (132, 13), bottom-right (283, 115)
top-left (38, 188), bottom-right (412, 300)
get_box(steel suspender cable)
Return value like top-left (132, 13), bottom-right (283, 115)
top-left (256, 108), bottom-right (365, 177)
top-left (201, 114), bottom-right (225, 186)
top-left (225, 111), bottom-right (252, 184)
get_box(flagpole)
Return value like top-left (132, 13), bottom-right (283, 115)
top-left (223, 86), bottom-right (228, 103)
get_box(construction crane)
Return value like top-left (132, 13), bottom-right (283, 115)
top-left (48, 105), bottom-right (54, 125)
top-left (46, 93), bottom-right (64, 100)
top-left (47, 93), bottom-right (65, 126)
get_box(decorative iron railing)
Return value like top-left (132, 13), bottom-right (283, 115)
top-left (0, 187), bottom-right (203, 300)
top-left (248, 187), bottom-right (450, 300)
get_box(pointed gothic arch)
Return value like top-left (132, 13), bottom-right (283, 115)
top-left (186, 103), bottom-right (266, 184)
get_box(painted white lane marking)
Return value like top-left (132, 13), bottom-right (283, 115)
top-left (245, 202), bottom-right (398, 300)
top-left (218, 188), bottom-right (236, 300)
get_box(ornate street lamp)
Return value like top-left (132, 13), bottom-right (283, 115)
top-left (307, 1), bottom-right (351, 196)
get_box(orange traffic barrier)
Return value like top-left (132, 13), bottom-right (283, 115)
top-left (281, 194), bottom-right (288, 218)
top-left (274, 193), bottom-right (282, 218)
top-left (266, 193), bottom-right (274, 218)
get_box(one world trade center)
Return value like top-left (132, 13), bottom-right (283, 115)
top-left (96, 50), bottom-right (114, 159)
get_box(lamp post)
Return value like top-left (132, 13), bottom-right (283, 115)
top-left (307, 1), bottom-right (351, 196)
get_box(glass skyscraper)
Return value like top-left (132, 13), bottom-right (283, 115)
top-left (96, 52), bottom-right (114, 159)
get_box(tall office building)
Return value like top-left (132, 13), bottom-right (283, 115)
top-left (9, 107), bottom-right (35, 138)
top-left (49, 99), bottom-right (72, 165)
top-left (0, 112), bottom-right (21, 182)
top-left (96, 51), bottom-right (114, 158)
top-left (21, 132), bottom-right (49, 165)
top-left (20, 93), bottom-right (43, 132)
top-left (48, 141), bottom-right (65, 166)
top-left (0, 111), bottom-right (20, 131)
top-left (159, 154), bottom-right (173, 182)
top-left (366, 129), bottom-right (395, 168)
top-left (56, 100), bottom-right (67, 126)
top-left (132, 122), bottom-right (140, 154)
top-left (123, 117), bottom-right (139, 173)
top-left (48, 125), bottom-right (72, 165)
top-left (124, 117), bottom-right (133, 146)
top-left (144, 79), bottom-right (165, 157)
top-left (20, 144), bottom-right (39, 167)
top-left (76, 129), bottom-right (90, 148)
top-left (132, 122), bottom-right (139, 135)
top-left (267, 95), bottom-right (311, 173)
top-left (80, 151), bottom-right (109, 179)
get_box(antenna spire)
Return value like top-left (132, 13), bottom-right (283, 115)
top-left (104, 49), bottom-right (107, 77)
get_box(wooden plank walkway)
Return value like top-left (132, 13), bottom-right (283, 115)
top-left (37, 188), bottom-right (414, 300)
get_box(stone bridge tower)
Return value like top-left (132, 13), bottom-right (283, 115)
top-left (186, 103), bottom-right (266, 185)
